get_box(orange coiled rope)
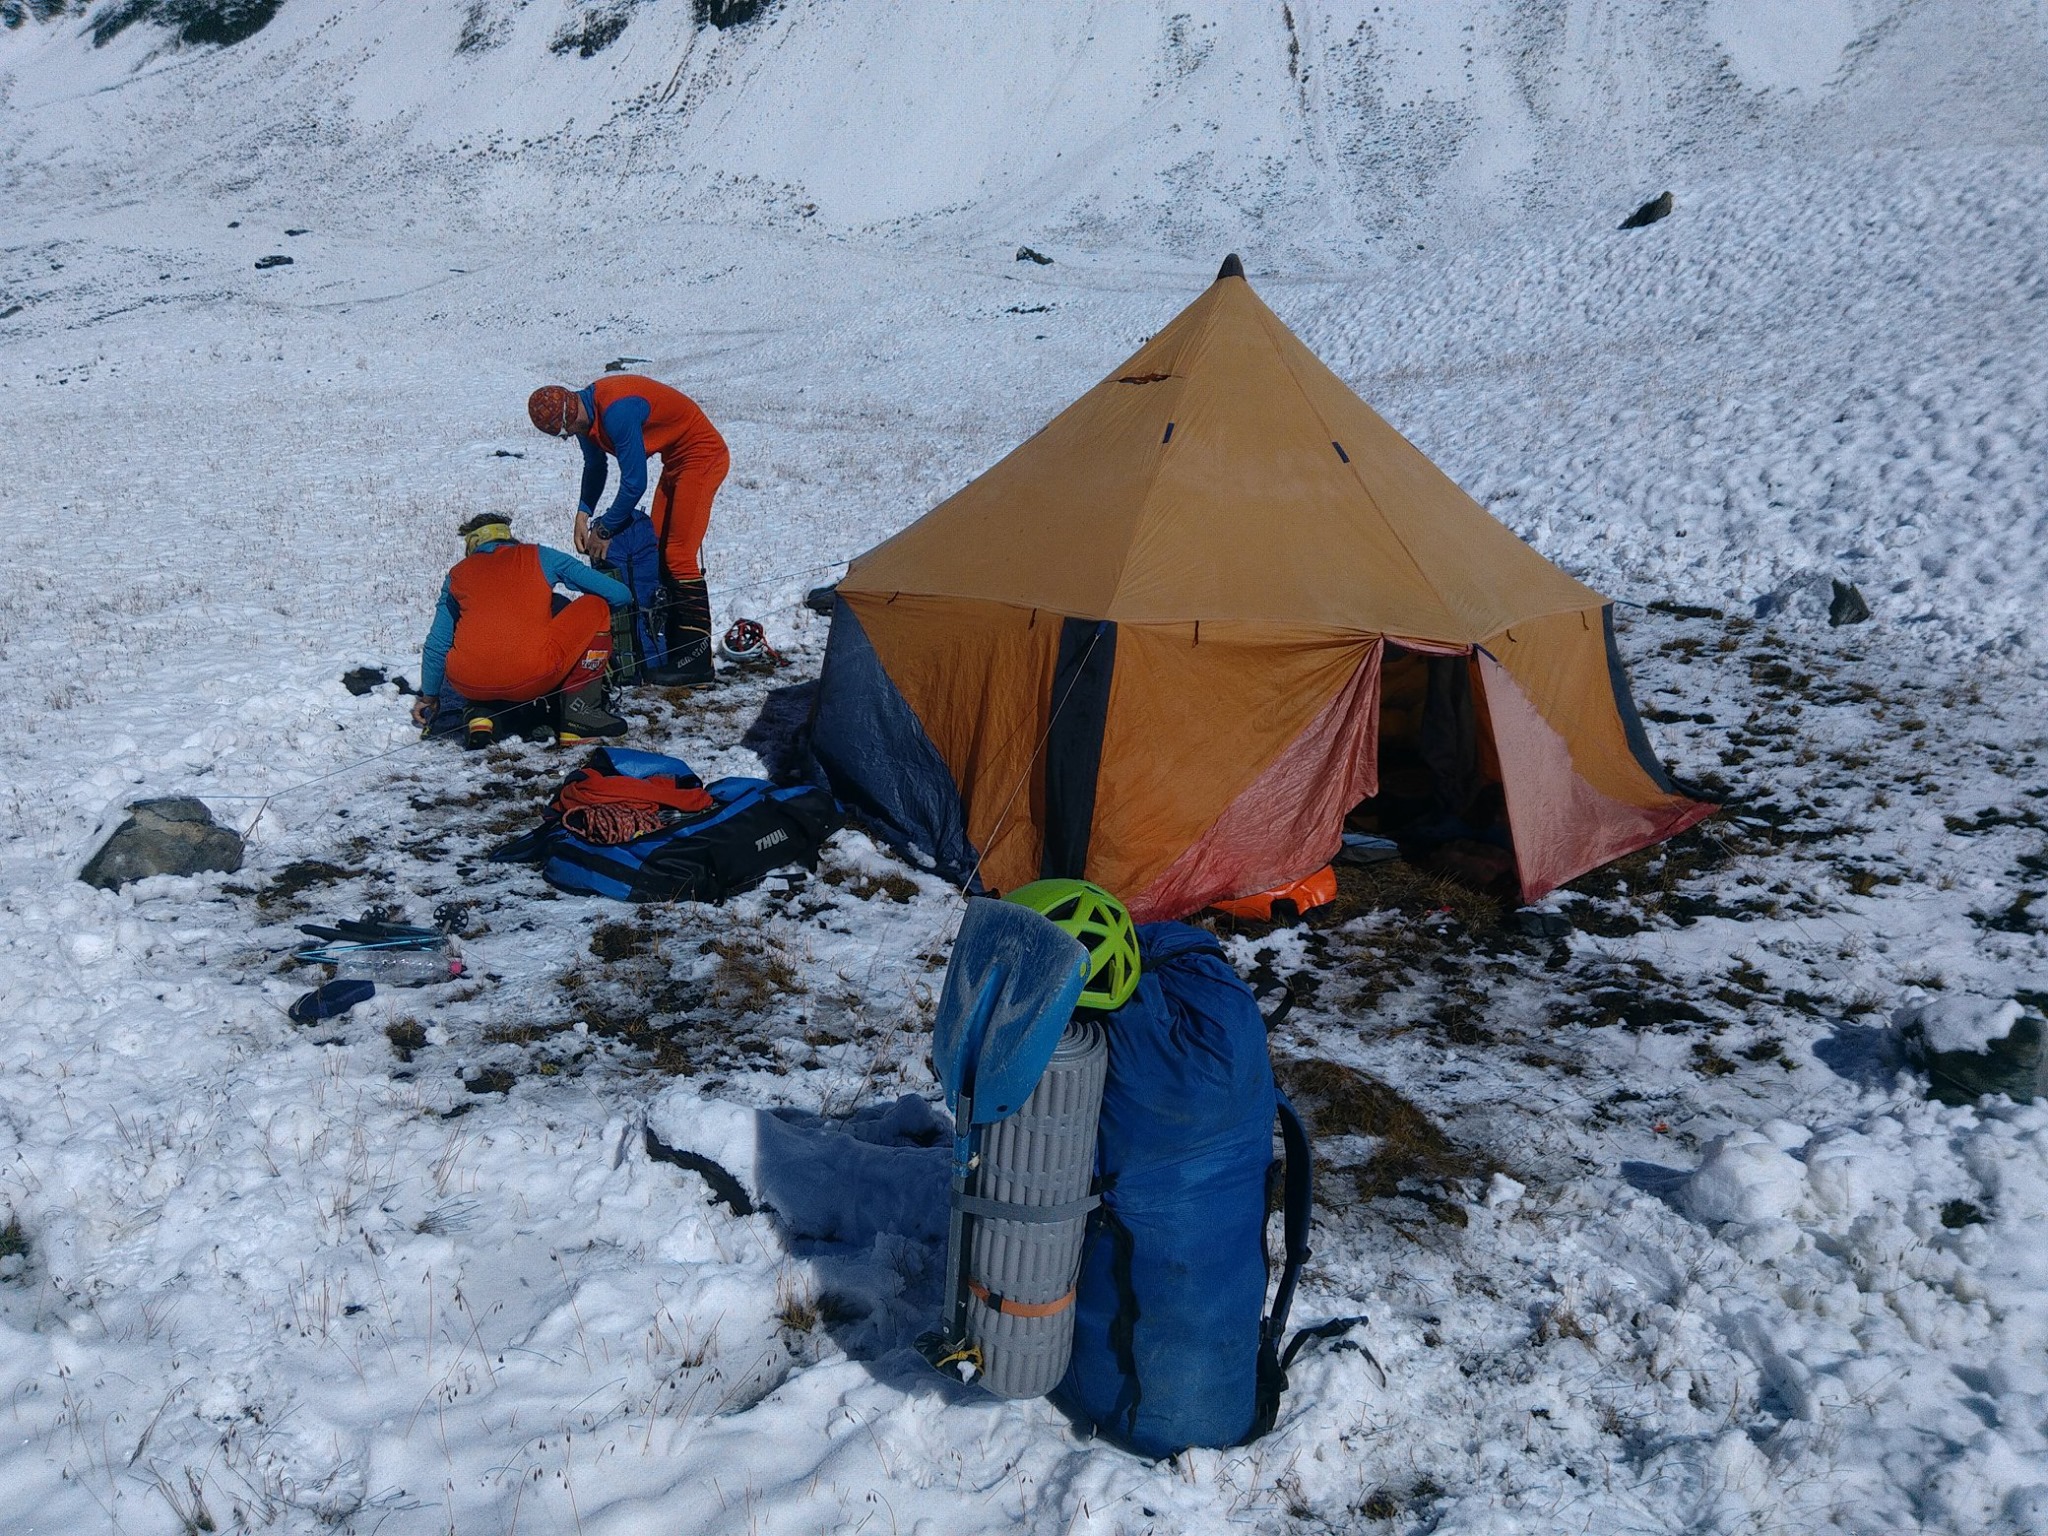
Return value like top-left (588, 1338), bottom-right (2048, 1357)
top-left (561, 802), bottom-right (673, 845)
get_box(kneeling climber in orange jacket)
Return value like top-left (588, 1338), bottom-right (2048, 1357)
top-left (527, 374), bottom-right (729, 686)
top-left (411, 513), bottom-right (632, 748)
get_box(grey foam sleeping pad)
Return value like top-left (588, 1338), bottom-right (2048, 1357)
top-left (964, 1017), bottom-right (1108, 1400)
top-left (79, 797), bottom-right (244, 890)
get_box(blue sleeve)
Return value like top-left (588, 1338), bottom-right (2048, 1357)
top-left (538, 546), bottom-right (631, 606)
top-left (594, 395), bottom-right (652, 535)
top-left (577, 434), bottom-right (608, 516)
top-left (420, 576), bottom-right (457, 697)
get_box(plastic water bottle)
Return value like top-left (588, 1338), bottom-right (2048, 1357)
top-left (331, 948), bottom-right (466, 986)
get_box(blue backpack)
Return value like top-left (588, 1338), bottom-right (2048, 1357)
top-left (1060, 922), bottom-right (1313, 1458)
top-left (490, 747), bottom-right (839, 903)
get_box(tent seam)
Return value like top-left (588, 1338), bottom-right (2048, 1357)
top-left (1476, 599), bottom-right (1613, 648)
top-left (1244, 297), bottom-right (1476, 640)
top-left (1111, 290), bottom-right (1230, 620)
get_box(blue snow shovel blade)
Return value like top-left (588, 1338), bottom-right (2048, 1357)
top-left (932, 898), bottom-right (1088, 1124)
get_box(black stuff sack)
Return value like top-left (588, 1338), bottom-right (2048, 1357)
top-left (491, 747), bottom-right (839, 903)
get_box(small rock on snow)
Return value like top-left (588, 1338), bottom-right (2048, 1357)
top-left (1829, 579), bottom-right (1872, 626)
top-left (1619, 191), bottom-right (1674, 229)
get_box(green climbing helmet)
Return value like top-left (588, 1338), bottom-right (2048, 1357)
top-left (1003, 878), bottom-right (1141, 1011)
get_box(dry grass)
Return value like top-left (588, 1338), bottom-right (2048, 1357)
top-left (820, 866), bottom-right (921, 903)
top-left (1274, 1056), bottom-right (1490, 1221)
top-left (589, 919), bottom-right (661, 962)
top-left (1690, 1042), bottom-right (1738, 1077)
top-left (557, 923), bottom-right (807, 1080)
top-left (699, 934), bottom-right (804, 1015)
top-left (773, 1269), bottom-right (820, 1335)
top-left (560, 966), bottom-right (695, 1075)
top-left (1533, 1304), bottom-right (1594, 1346)
top-left (479, 1021), bottom-right (570, 1046)
top-left (1332, 858), bottom-right (1504, 929)
top-left (255, 859), bottom-right (366, 912)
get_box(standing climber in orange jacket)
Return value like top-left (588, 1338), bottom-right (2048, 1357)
top-left (527, 375), bottom-right (730, 686)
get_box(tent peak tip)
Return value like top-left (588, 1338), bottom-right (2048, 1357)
top-left (1215, 253), bottom-right (1245, 281)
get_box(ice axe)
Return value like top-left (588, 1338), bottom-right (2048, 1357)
top-left (917, 897), bottom-right (1088, 1380)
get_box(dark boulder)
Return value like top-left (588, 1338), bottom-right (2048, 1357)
top-left (92, 0), bottom-right (284, 49)
top-left (1512, 908), bottom-right (1573, 939)
top-left (254, 253), bottom-right (293, 269)
top-left (695, 0), bottom-right (772, 27)
top-left (1619, 191), bottom-right (1673, 230)
top-left (81, 797), bottom-right (245, 890)
top-left (550, 7), bottom-right (630, 57)
top-left (1900, 998), bottom-right (2047, 1106)
top-left (1828, 579), bottom-right (1871, 626)
top-left (1015, 245), bottom-right (1054, 266)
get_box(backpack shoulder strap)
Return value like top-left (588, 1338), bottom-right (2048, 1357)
top-left (1268, 1092), bottom-right (1313, 1343)
top-left (1247, 1091), bottom-right (1314, 1441)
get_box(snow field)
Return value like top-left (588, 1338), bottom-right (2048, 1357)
top-left (3, 2), bottom-right (2048, 1531)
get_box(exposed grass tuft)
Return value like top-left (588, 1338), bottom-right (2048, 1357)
top-left (773, 1269), bottom-right (820, 1335)
top-left (590, 919), bottom-right (661, 962)
top-left (255, 859), bottom-right (364, 911)
top-left (385, 1019), bottom-right (428, 1062)
top-left (1275, 1055), bottom-right (1489, 1215)
top-left (820, 866), bottom-right (921, 903)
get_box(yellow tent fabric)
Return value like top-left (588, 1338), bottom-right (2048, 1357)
top-left (828, 261), bottom-right (1712, 912)
top-left (848, 270), bottom-right (1600, 638)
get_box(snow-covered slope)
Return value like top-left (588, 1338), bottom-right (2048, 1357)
top-left (8, 0), bottom-right (2048, 259)
top-left (3, 4), bottom-right (2048, 1534)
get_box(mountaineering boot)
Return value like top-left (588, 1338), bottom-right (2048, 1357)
top-left (558, 677), bottom-right (628, 744)
top-left (645, 575), bottom-right (715, 687)
top-left (462, 703), bottom-right (499, 751)
top-left (609, 591), bottom-right (643, 689)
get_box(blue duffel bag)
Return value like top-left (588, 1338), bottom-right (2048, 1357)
top-left (1059, 922), bottom-right (1312, 1458)
top-left (490, 747), bottom-right (839, 904)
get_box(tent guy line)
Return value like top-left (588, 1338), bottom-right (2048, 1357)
top-left (962, 624), bottom-right (1110, 901)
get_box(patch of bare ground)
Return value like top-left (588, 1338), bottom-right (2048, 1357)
top-left (557, 925), bottom-right (809, 1079)
top-left (1275, 1056), bottom-right (1492, 1230)
top-left (819, 865), bottom-right (920, 903)
top-left (254, 858), bottom-right (374, 913)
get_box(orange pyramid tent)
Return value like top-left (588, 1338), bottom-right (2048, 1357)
top-left (812, 256), bottom-right (1713, 918)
